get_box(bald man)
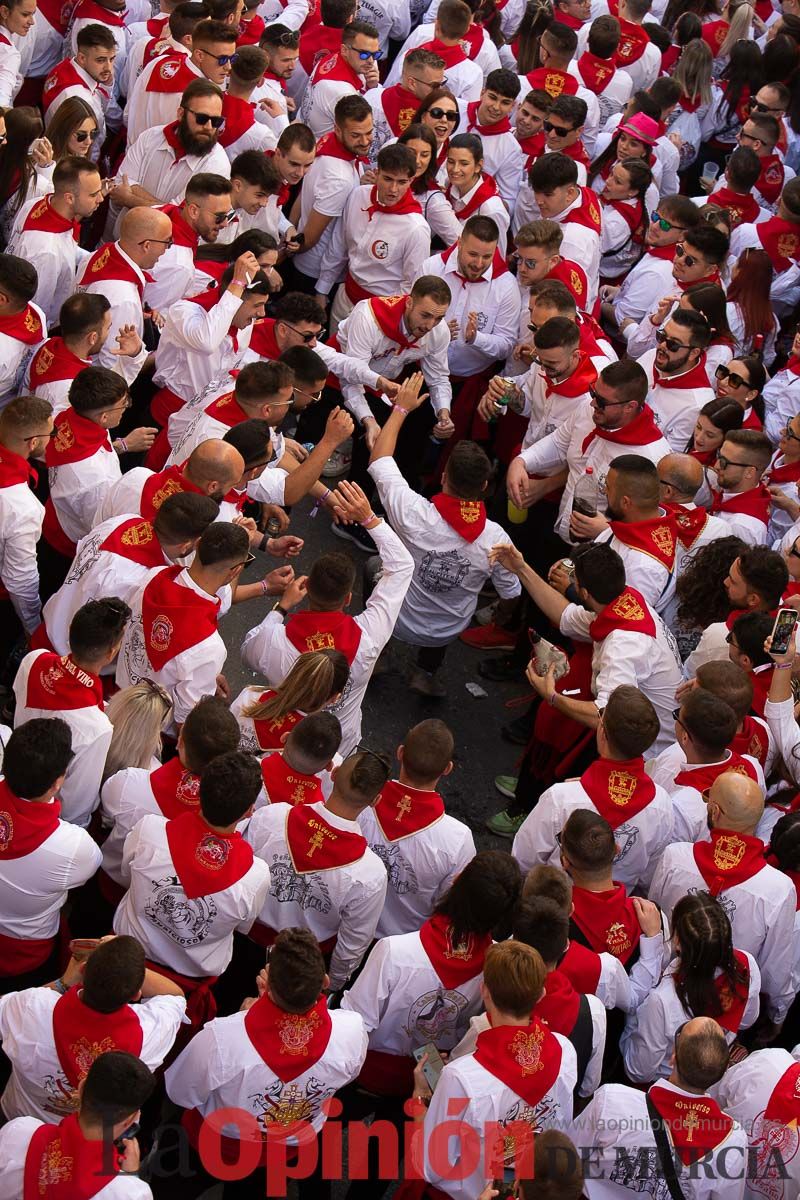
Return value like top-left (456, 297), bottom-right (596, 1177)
top-left (76, 208), bottom-right (174, 382)
top-left (94, 438), bottom-right (245, 525)
top-left (657, 452), bottom-right (730, 629)
top-left (574, 1016), bottom-right (747, 1196)
top-left (650, 772), bottom-right (796, 1030)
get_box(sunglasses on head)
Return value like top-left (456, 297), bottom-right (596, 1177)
top-left (187, 108), bottom-right (225, 128)
top-left (268, 28), bottom-right (299, 46)
top-left (74, 128), bottom-right (99, 142)
top-left (428, 107), bottom-right (459, 121)
top-left (674, 243), bottom-right (698, 267)
top-left (544, 121), bottom-right (573, 136)
top-left (650, 210), bottom-right (686, 233)
top-left (588, 385), bottom-right (626, 410)
top-left (355, 47), bottom-right (382, 59)
top-left (716, 364), bottom-right (751, 389)
top-left (655, 329), bottom-right (691, 353)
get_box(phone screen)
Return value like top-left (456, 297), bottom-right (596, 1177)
top-left (413, 1043), bottom-right (445, 1091)
top-left (771, 607), bottom-right (799, 656)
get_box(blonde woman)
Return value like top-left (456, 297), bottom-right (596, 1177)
top-left (667, 39), bottom-right (714, 169)
top-left (231, 649), bottom-right (350, 755)
top-left (102, 680), bottom-right (173, 784)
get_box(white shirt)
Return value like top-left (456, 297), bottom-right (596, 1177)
top-left (153, 289), bottom-right (251, 405)
top-left (571, 1079), bottom-right (747, 1200)
top-left (443, 174), bottom-right (511, 246)
top-left (417, 249), bottom-right (522, 378)
top-left (48, 428), bottom-right (121, 549)
top-left (316, 183), bottom-right (431, 299)
top-left (0, 1116), bottom-right (152, 1200)
top-left (638, 347), bottom-right (716, 452)
top-left (512, 770), bottom-right (673, 892)
top-left (25, 345), bottom-right (90, 417)
top-left (570, 58), bottom-right (632, 126)
top-left (552, 190), bottom-right (602, 305)
top-left (0, 302), bottom-right (47, 409)
top-left (358, 0), bottom-right (411, 52)
top-left (0, 463), bottom-right (44, 633)
top-left (613, 249), bottom-right (677, 325)
top-left (294, 148), bottom-right (362, 281)
top-left (114, 812), bottom-right (271, 978)
top-left (460, 113), bottom-right (524, 210)
top-left (710, 489), bottom-right (770, 547)
top-left (715, 1047), bottom-right (800, 1200)
top-left (165, 1004), bottom-right (367, 1134)
top-left (118, 124), bottom-right (230, 210)
top-left (649, 744), bottom-right (766, 843)
top-left (101, 764), bottom-right (186, 885)
top-left (244, 800), bottom-right (388, 991)
top-left (241, 521), bottom-right (413, 753)
top-left (368, 456), bottom-right (521, 645)
top-left (76, 242), bottom-right (150, 385)
top-left (357, 793), bottom-right (475, 937)
top-left (649, 840), bottom-right (796, 1022)
top-left (764, 362), bottom-right (800, 447)
top-left (595, 524), bottom-right (675, 618)
top-left (383, 24), bottom-right (483, 101)
top-left (620, 952), bottom-right (761, 1084)
top-left (0, 28), bottom-right (21, 107)
top-left (0, 804), bottom-right (100, 942)
top-left (301, 60), bottom-right (366, 138)
top-left (125, 52), bottom-right (202, 145)
top-left (0, 986), bottom-right (186, 1122)
top-left (730, 221), bottom-right (800, 316)
top-left (6, 197), bottom-right (89, 327)
top-left (116, 567), bottom-right (229, 729)
top-left (44, 56), bottom-right (110, 146)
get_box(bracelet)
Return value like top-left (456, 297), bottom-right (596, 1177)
top-left (260, 579), bottom-right (270, 596)
top-left (359, 513), bottom-right (377, 527)
top-left (547, 691), bottom-right (558, 707)
top-left (272, 598), bottom-right (288, 616)
top-left (116, 437), bottom-right (128, 454)
top-left (310, 487), bottom-right (332, 520)
top-left (393, 404), bottom-right (409, 415)
top-left (232, 278), bottom-right (248, 288)
top-left (53, 978), bottom-right (68, 995)
top-left (775, 662), bottom-right (794, 670)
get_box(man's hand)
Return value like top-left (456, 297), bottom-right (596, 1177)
top-left (231, 251), bottom-right (260, 288)
top-left (320, 406), bottom-right (355, 450)
top-left (432, 409), bottom-right (455, 440)
top-left (464, 311), bottom-right (478, 344)
top-left (769, 485), bottom-right (800, 521)
top-left (119, 1137), bottom-right (141, 1176)
top-left (333, 478), bottom-right (377, 526)
top-left (315, 292), bottom-right (330, 313)
top-left (599, 284), bottom-right (620, 303)
top-left (376, 376), bottom-right (400, 398)
top-left (632, 897), bottom-right (662, 937)
top-left (447, 317), bottom-right (460, 341)
top-left (283, 437), bottom-right (309, 462)
top-left (362, 416), bottom-right (380, 451)
top-left (513, 340), bottom-right (536, 366)
top-left (360, 167), bottom-right (377, 185)
top-left (267, 535), bottom-right (304, 558)
top-left (650, 294), bottom-right (677, 327)
top-left (569, 510), bottom-right (609, 540)
top-left (765, 627), bottom-right (798, 667)
top-left (233, 514), bottom-right (262, 548)
top-left (279, 573), bottom-right (308, 610)
top-left (261, 504), bottom-right (290, 532)
top-left (112, 324), bottom-right (143, 358)
top-left (526, 659), bottom-right (557, 702)
top-left (122, 426), bottom-right (158, 453)
top-left (30, 136), bottom-right (53, 167)
top-left (489, 541), bottom-right (526, 576)
top-left (412, 1054), bottom-right (433, 1103)
top-left (393, 371), bottom-right (428, 413)
top-left (263, 565), bottom-right (295, 595)
top-left (215, 673), bottom-right (231, 702)
top-left (479, 376), bottom-right (519, 422)
top-left (506, 457), bottom-right (531, 508)
top-left (674, 677), bottom-right (696, 704)
top-left (257, 96), bottom-right (284, 117)
top-left (146, 307), bottom-right (165, 329)
top-left (363, 61), bottom-right (380, 89)
top-left (547, 562), bottom-right (572, 595)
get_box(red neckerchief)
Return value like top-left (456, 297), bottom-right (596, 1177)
top-left (0, 443), bottom-right (36, 489)
top-left (285, 610), bottom-right (362, 664)
top-left (707, 186), bottom-right (761, 230)
top-left (730, 716), bottom-right (768, 768)
top-left (679, 90), bottom-right (704, 114)
top-left (558, 939), bottom-right (602, 994)
top-left (666, 502), bottom-right (709, 549)
top-left (534, 967), bottom-right (580, 1033)
top-left (560, 138), bottom-right (591, 169)
top-left (647, 1085), bottom-right (734, 1165)
top-left (609, 511), bottom-right (678, 570)
top-left (473, 1018), bottom-right (562, 1107)
top-left (577, 311), bottom-right (607, 358)
top-left (204, 390), bottom-right (249, 429)
top-left (562, 187), bottom-right (602, 236)
top-left (42, 57), bottom-right (107, 112)
top-left (52, 986), bottom-right (143, 1089)
top-left (571, 882), bottom-right (640, 963)
top-left (248, 317), bottom-right (282, 360)
top-left (142, 33), bottom-right (169, 66)
top-left (661, 43), bottom-right (680, 73)
top-left (518, 130), bottom-right (545, 171)
top-left (0, 778), bottom-right (60, 859)
top-left (709, 483), bottom-right (771, 526)
top-left (261, 752), bottom-right (323, 806)
top-left (693, 828), bottom-right (767, 896)
top-left (590, 587), bottom-right (657, 643)
top-left (219, 93), bottom-right (256, 148)
top-left (187, 286), bottom-right (241, 353)
top-left (547, 259), bottom-right (588, 309)
top-left (145, 13), bottom-right (168, 34)
top-left (145, 51), bottom-right (199, 93)
top-left (99, 516), bottom-right (164, 570)
top-left (46, 408), bottom-right (111, 468)
top-left (674, 753), bottom-right (758, 800)
top-left (524, 66), bottom-right (578, 98)
top-left (756, 215), bottom-right (800, 272)
top-left (577, 50), bottom-right (616, 92)
top-left (431, 493), bottom-right (487, 542)
top-left (265, 150), bottom-right (291, 206)
top-left (373, 779), bottom-right (445, 842)
top-left (298, 22), bottom-right (340, 75)
top-left (25, 652), bottom-right (104, 711)
top-left (285, 802), bottom-right (367, 874)
top-left (166, 808), bottom-right (254, 899)
top-left (363, 184), bottom-right (422, 220)
top-left (580, 755), bottom-right (657, 828)
top-left (418, 912), bottom-right (491, 989)
top-left (29, 336), bottom-right (89, 387)
top-left (367, 293), bottom-right (418, 352)
top-left (461, 23), bottom-right (484, 58)
top-left (653, 356), bottom-right (711, 390)
top-left (581, 404), bottom-right (663, 455)
top-left (22, 194), bottom-right (79, 241)
top-left (602, 195), bottom-right (646, 243)
top-left (244, 991), bottom-right (332, 1082)
top-left (0, 303), bottom-right (43, 346)
top-left (742, 405), bottom-right (763, 431)
top-left (466, 99), bottom-right (512, 135)
top-left (676, 949), bottom-right (750, 1033)
top-left (141, 565), bottom-right (220, 670)
top-left (701, 17), bottom-right (728, 54)
top-left (250, 695), bottom-right (304, 752)
top-left (36, 0), bottom-right (70, 34)
top-left (787, 355), bottom-right (800, 378)
top-left (765, 1061), bottom-right (800, 1123)
top-left (440, 240), bottom-right (508, 284)
top-left (418, 37), bottom-right (466, 68)
top-left (690, 446), bottom-right (717, 466)
top-left (261, 69), bottom-right (287, 93)
top-left (749, 663), bottom-right (774, 719)
top-left (615, 17), bottom-right (649, 64)
top-left (159, 202), bottom-right (199, 251)
top-left (162, 119), bottom-right (190, 161)
top-left (139, 464), bottom-right (205, 522)
top-left (315, 129), bottom-right (367, 168)
top-left (676, 270), bottom-right (721, 293)
top-left (150, 756), bottom-right (201, 819)
top-left (381, 83), bottom-right (422, 135)
top-left (767, 454), bottom-right (800, 485)
top-left (444, 172), bottom-right (499, 221)
top-left (313, 49), bottom-right (364, 91)
top-left (756, 153), bottom-right (785, 206)
top-left (543, 352), bottom-right (597, 400)
top-left (23, 1113), bottom-right (121, 1200)
top-left (237, 12), bottom-right (265, 44)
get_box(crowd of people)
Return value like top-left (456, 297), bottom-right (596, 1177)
top-left (1, 0), bottom-right (800, 1194)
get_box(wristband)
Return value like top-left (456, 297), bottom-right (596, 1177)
top-left (232, 278), bottom-right (248, 288)
top-left (310, 487), bottom-right (332, 519)
top-left (260, 579), bottom-right (271, 596)
top-left (775, 662), bottom-right (794, 670)
top-left (359, 513), bottom-right (377, 527)
top-left (547, 691), bottom-right (558, 707)
top-left (393, 404), bottom-right (410, 415)
top-left (116, 437), bottom-right (128, 454)
top-left (53, 978), bottom-right (68, 995)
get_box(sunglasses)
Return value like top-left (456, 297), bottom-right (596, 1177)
top-left (739, 129), bottom-right (764, 146)
top-left (428, 107), bottom-right (459, 121)
top-left (139, 236), bottom-right (174, 248)
top-left (674, 243), bottom-right (698, 268)
top-left (187, 108), bottom-right (225, 128)
top-left (716, 364), bottom-right (751, 389)
top-left (790, 544), bottom-right (800, 558)
top-left (281, 321), bottom-right (322, 343)
top-left (237, 552), bottom-right (257, 568)
top-left (655, 329), bottom-right (691, 353)
top-left (294, 386), bottom-right (323, 403)
top-left (589, 385), bottom-right (626, 410)
top-left (214, 209), bottom-right (236, 225)
top-left (24, 428), bottom-right (56, 442)
top-left (544, 121), bottom-right (573, 136)
top-left (354, 47), bottom-right (382, 59)
top-left (716, 453), bottom-right (757, 470)
top-left (74, 128), bottom-right (99, 143)
top-left (0, 133), bottom-right (6, 146)
top-left (267, 29), bottom-right (299, 46)
top-left (198, 48), bottom-right (238, 65)
top-left (672, 707), bottom-right (683, 720)
top-left (725, 631), bottom-right (738, 646)
top-left (514, 253), bottom-right (541, 269)
top-left (650, 210), bottom-right (686, 233)
top-left (748, 98), bottom-right (779, 113)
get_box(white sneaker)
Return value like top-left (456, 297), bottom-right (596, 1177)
top-left (321, 440), bottom-right (352, 479)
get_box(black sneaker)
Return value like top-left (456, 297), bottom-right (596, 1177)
top-left (331, 522), bottom-right (378, 553)
top-left (478, 655), bottom-right (524, 682)
top-left (501, 712), bottom-right (534, 745)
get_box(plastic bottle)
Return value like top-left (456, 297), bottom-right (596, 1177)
top-left (572, 467), bottom-right (598, 518)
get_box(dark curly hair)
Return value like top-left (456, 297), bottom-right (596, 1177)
top-left (671, 892), bottom-right (749, 1021)
top-left (676, 535), bottom-right (746, 630)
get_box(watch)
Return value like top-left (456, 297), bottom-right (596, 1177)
top-left (272, 600), bottom-right (289, 619)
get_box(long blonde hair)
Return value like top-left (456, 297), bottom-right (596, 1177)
top-left (674, 38), bottom-right (713, 107)
top-left (243, 650), bottom-right (350, 722)
top-left (719, 0), bottom-right (753, 58)
top-left (103, 681), bottom-right (173, 781)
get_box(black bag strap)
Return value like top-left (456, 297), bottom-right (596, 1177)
top-left (646, 1092), bottom-right (686, 1200)
top-left (569, 994), bottom-right (595, 1093)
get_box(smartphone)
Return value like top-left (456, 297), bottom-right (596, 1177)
top-left (113, 1121), bottom-right (140, 1154)
top-left (771, 607), bottom-right (799, 656)
top-left (412, 1043), bottom-right (445, 1091)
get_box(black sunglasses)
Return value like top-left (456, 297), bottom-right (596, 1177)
top-left (544, 121), bottom-right (573, 136)
top-left (716, 364), bottom-right (751, 390)
top-left (589, 385), bottom-right (626, 410)
top-left (186, 108), bottom-right (225, 128)
top-left (748, 98), bottom-right (779, 113)
top-left (674, 243), bottom-right (699, 268)
top-left (280, 321), bottom-right (323, 343)
top-left (655, 329), bottom-right (691, 353)
top-left (790, 544), bottom-right (800, 558)
top-left (428, 107), bottom-right (459, 121)
top-left (74, 128), bottom-right (99, 142)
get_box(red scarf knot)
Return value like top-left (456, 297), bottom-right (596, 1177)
top-left (373, 779), bottom-right (445, 841)
top-left (363, 184), bottom-right (422, 220)
top-left (693, 828), bottom-right (767, 896)
top-left (431, 493), bottom-right (487, 542)
top-left (589, 587), bottom-right (657, 642)
top-left (166, 808), bottom-right (254, 899)
top-left (465, 99), bottom-right (512, 135)
top-left (580, 756), bottom-right (656, 828)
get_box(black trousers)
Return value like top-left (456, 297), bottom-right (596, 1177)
top-left (37, 539), bottom-right (71, 606)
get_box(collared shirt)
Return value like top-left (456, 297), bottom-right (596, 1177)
top-left (76, 241), bottom-right (149, 385)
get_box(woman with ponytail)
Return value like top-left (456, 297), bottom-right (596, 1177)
top-left (701, 0), bottom-right (755, 69)
top-left (621, 891), bottom-right (759, 1083)
top-left (703, 39), bottom-right (764, 152)
top-left (231, 648), bottom-right (350, 754)
top-left (667, 39), bottom-right (714, 169)
top-left (598, 156), bottom-right (653, 280)
top-left (726, 247), bottom-right (777, 362)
